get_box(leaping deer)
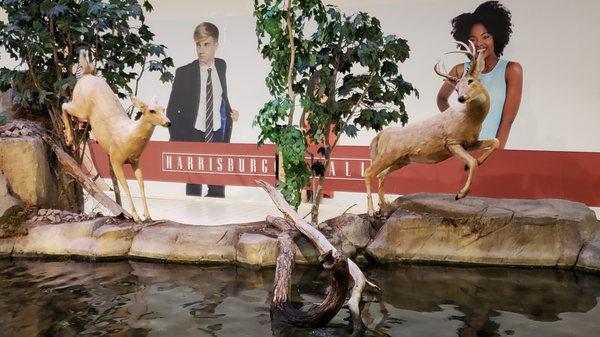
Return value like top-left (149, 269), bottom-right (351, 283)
top-left (365, 41), bottom-right (499, 216)
top-left (61, 50), bottom-right (171, 222)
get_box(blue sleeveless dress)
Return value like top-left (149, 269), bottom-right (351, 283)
top-left (463, 59), bottom-right (508, 139)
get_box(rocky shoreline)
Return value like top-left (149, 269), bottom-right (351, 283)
top-left (1, 133), bottom-right (600, 273)
top-left (1, 193), bottom-right (599, 274)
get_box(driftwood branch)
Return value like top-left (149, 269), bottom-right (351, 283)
top-left (42, 134), bottom-right (130, 218)
top-left (257, 180), bottom-right (378, 328)
top-left (266, 215), bottom-right (349, 328)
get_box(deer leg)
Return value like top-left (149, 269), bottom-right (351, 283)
top-left (365, 158), bottom-right (394, 216)
top-left (447, 144), bottom-right (478, 200)
top-left (110, 158), bottom-right (140, 222)
top-left (131, 162), bottom-right (151, 221)
top-left (469, 138), bottom-right (500, 166)
top-left (376, 161), bottom-right (408, 207)
top-left (61, 102), bottom-right (76, 146)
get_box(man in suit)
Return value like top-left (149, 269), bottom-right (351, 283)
top-left (167, 22), bottom-right (238, 197)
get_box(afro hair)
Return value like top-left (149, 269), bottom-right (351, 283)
top-left (451, 1), bottom-right (513, 57)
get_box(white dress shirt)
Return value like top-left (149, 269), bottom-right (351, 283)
top-left (194, 62), bottom-right (223, 132)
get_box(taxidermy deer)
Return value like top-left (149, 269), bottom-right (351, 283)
top-left (365, 41), bottom-right (499, 216)
top-left (61, 50), bottom-right (171, 222)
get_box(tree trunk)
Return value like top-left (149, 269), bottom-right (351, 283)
top-left (310, 174), bottom-right (325, 225)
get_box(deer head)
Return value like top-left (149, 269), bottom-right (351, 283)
top-left (435, 41), bottom-right (488, 105)
top-left (130, 94), bottom-right (171, 127)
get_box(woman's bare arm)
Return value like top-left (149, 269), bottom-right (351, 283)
top-left (496, 61), bottom-right (523, 148)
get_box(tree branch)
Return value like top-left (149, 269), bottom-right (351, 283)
top-left (332, 72), bottom-right (375, 149)
top-left (285, 0), bottom-right (296, 125)
top-left (257, 180), bottom-right (378, 328)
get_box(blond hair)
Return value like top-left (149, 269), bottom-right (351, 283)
top-left (193, 22), bottom-right (219, 41)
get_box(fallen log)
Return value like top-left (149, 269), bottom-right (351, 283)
top-left (257, 180), bottom-right (379, 328)
top-left (267, 216), bottom-right (350, 327)
top-left (41, 134), bottom-right (130, 219)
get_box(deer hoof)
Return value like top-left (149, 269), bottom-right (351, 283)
top-left (65, 135), bottom-right (74, 147)
top-left (455, 194), bottom-right (459, 200)
top-left (464, 164), bottom-right (468, 171)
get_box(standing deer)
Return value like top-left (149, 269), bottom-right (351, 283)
top-left (365, 41), bottom-right (499, 215)
top-left (61, 50), bottom-right (171, 222)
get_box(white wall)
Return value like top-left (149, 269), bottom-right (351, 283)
top-left (2, 1), bottom-right (599, 203)
top-left (3, 0), bottom-right (597, 150)
top-left (135, 0), bottom-right (600, 151)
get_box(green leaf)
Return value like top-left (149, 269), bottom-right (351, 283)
top-left (72, 26), bottom-right (88, 34)
top-left (48, 4), bottom-right (68, 18)
top-left (143, 1), bottom-right (154, 12)
top-left (344, 124), bottom-right (358, 138)
top-left (159, 71), bottom-right (174, 83)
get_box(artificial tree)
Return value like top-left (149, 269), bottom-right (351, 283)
top-left (254, 0), bottom-right (417, 223)
top-left (0, 0), bottom-right (172, 210)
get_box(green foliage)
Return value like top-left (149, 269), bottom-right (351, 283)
top-left (254, 0), bottom-right (324, 208)
top-left (253, 97), bottom-right (310, 208)
top-left (255, 1), bottom-right (417, 213)
top-left (0, 0), bottom-right (173, 127)
top-left (303, 8), bottom-right (418, 144)
top-left (254, 0), bottom-right (325, 97)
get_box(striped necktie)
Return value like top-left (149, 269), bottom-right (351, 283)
top-left (205, 68), bottom-right (214, 142)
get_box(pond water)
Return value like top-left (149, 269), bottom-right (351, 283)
top-left (1, 259), bottom-right (599, 337)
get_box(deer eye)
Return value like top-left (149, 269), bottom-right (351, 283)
top-left (468, 79), bottom-right (474, 85)
top-left (149, 109), bottom-right (156, 114)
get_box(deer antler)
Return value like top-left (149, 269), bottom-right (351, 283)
top-left (434, 59), bottom-right (459, 83)
top-left (456, 40), bottom-right (476, 55)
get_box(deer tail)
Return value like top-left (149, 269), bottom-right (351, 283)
top-left (78, 49), bottom-right (95, 75)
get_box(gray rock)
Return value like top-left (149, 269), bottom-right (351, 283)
top-left (0, 174), bottom-right (20, 218)
top-left (129, 222), bottom-right (237, 263)
top-left (236, 233), bottom-right (279, 266)
top-left (319, 213), bottom-right (370, 256)
top-left (236, 233), bottom-right (312, 266)
top-left (12, 217), bottom-right (132, 258)
top-left (576, 229), bottom-right (600, 273)
top-left (366, 193), bottom-right (599, 268)
top-left (0, 136), bottom-right (57, 207)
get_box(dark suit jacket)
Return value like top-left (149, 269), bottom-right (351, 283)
top-left (166, 58), bottom-right (233, 142)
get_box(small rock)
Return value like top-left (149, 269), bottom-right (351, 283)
top-left (52, 209), bottom-right (61, 215)
top-left (20, 129), bottom-right (30, 136)
top-left (4, 131), bottom-right (12, 137)
top-left (38, 209), bottom-right (47, 216)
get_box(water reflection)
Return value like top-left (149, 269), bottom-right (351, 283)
top-left (0, 259), bottom-right (599, 337)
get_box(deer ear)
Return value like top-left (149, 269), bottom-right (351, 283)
top-left (129, 94), bottom-right (147, 110)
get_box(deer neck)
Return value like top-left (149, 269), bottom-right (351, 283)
top-left (465, 88), bottom-right (490, 125)
top-left (125, 118), bottom-right (156, 155)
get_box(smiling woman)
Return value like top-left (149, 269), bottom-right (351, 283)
top-left (436, 1), bottom-right (523, 149)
